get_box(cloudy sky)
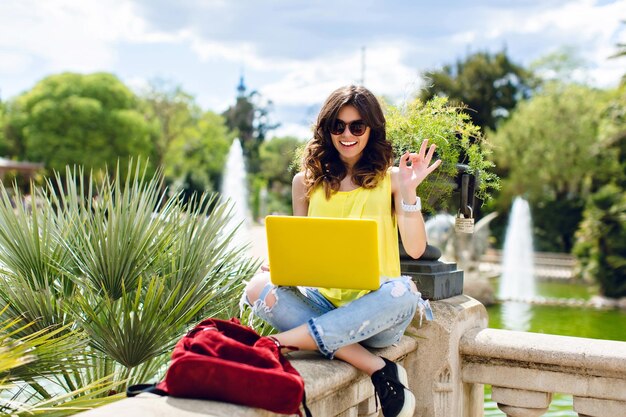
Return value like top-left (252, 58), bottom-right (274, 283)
top-left (1, 0), bottom-right (625, 138)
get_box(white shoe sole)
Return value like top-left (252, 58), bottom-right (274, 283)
top-left (396, 362), bottom-right (409, 388)
top-left (395, 363), bottom-right (415, 417)
top-left (396, 389), bottom-right (416, 417)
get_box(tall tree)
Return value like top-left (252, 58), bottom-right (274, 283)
top-left (222, 79), bottom-right (279, 174)
top-left (138, 81), bottom-right (233, 195)
top-left (164, 110), bottom-right (234, 194)
top-left (258, 136), bottom-right (302, 214)
top-left (4, 72), bottom-right (152, 175)
top-left (574, 84), bottom-right (626, 298)
top-left (610, 20), bottom-right (626, 59)
top-left (138, 79), bottom-right (199, 169)
top-left (0, 99), bottom-right (6, 155)
top-left (420, 50), bottom-right (533, 131)
top-left (489, 82), bottom-right (611, 252)
top-left (609, 21), bottom-right (626, 85)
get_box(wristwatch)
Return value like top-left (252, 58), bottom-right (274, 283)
top-left (401, 197), bottom-right (421, 212)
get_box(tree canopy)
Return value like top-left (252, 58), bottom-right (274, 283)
top-left (572, 83), bottom-right (626, 296)
top-left (138, 80), bottom-right (200, 169)
top-left (164, 110), bottom-right (234, 194)
top-left (488, 82), bottom-right (613, 252)
top-left (136, 80), bottom-right (234, 194)
top-left (4, 73), bottom-right (152, 175)
top-left (420, 50), bottom-right (533, 131)
top-left (257, 136), bottom-right (303, 214)
top-left (489, 83), bottom-right (609, 202)
top-left (222, 89), bottom-right (279, 174)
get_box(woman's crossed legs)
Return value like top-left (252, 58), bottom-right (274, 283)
top-left (242, 272), bottom-right (422, 374)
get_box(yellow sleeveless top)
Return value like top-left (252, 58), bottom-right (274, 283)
top-left (307, 170), bottom-right (401, 307)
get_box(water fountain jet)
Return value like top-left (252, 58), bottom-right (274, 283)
top-left (499, 196), bottom-right (535, 331)
top-left (221, 138), bottom-right (250, 250)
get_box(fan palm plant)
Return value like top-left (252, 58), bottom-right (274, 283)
top-left (0, 161), bottom-right (260, 413)
top-left (0, 307), bottom-right (124, 416)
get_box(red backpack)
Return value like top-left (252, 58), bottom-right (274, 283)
top-left (127, 318), bottom-right (311, 416)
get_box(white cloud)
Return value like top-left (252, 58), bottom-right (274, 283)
top-left (475, 0), bottom-right (626, 87)
top-left (257, 42), bottom-right (420, 107)
top-left (589, 58), bottom-right (625, 87)
top-left (0, 51), bottom-right (32, 73)
top-left (450, 31), bottom-right (478, 45)
top-left (189, 36), bottom-right (279, 70)
top-left (269, 122), bottom-right (312, 141)
top-left (0, 0), bottom-right (183, 74)
top-left (1, 0), bottom-right (624, 117)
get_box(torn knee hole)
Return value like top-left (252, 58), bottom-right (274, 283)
top-left (408, 280), bottom-right (419, 294)
top-left (262, 291), bottom-right (277, 307)
top-left (245, 284), bottom-right (277, 307)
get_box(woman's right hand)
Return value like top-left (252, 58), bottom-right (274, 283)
top-left (261, 264), bottom-right (270, 272)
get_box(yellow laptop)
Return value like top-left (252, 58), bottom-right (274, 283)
top-left (265, 215), bottom-right (380, 290)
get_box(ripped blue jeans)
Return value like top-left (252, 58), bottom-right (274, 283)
top-left (241, 276), bottom-right (432, 359)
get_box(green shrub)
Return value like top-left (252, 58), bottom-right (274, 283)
top-left (574, 183), bottom-right (626, 298)
top-left (0, 162), bottom-right (259, 413)
top-left (385, 96), bottom-right (499, 212)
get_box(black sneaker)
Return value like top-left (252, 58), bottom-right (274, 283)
top-left (370, 357), bottom-right (415, 417)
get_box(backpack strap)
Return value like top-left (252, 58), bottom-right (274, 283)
top-left (301, 390), bottom-right (313, 417)
top-left (126, 383), bottom-right (168, 397)
top-left (268, 335), bottom-right (299, 352)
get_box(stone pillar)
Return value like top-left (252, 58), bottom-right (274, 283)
top-left (491, 387), bottom-right (551, 417)
top-left (405, 295), bottom-right (488, 417)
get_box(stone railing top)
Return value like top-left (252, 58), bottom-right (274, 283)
top-left (78, 334), bottom-right (420, 417)
top-left (460, 327), bottom-right (626, 377)
top-left (288, 332), bottom-right (418, 399)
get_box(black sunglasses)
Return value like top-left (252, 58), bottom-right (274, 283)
top-left (330, 119), bottom-right (368, 136)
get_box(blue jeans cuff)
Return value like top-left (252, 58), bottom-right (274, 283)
top-left (307, 317), bottom-right (335, 359)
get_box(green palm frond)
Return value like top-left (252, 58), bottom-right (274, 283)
top-left (63, 164), bottom-right (259, 375)
top-left (53, 164), bottom-right (178, 300)
top-left (5, 376), bottom-right (124, 417)
top-left (0, 308), bottom-right (124, 416)
top-left (0, 183), bottom-right (74, 334)
top-left (0, 159), bottom-right (260, 412)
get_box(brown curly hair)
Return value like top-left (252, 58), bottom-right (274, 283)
top-left (301, 85), bottom-right (393, 199)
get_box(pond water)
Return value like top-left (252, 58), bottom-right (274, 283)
top-left (483, 280), bottom-right (626, 416)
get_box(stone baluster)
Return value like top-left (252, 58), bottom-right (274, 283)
top-left (357, 395), bottom-right (378, 417)
top-left (573, 396), bottom-right (626, 417)
top-left (491, 386), bottom-right (551, 417)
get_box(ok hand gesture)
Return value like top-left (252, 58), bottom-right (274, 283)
top-left (398, 139), bottom-right (442, 200)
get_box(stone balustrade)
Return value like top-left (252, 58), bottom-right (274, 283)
top-left (460, 328), bottom-right (626, 417)
top-left (77, 332), bottom-right (418, 417)
top-left (76, 294), bottom-right (626, 417)
top-left (77, 295), bottom-right (488, 417)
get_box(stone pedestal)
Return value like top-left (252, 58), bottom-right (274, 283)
top-left (400, 243), bottom-right (465, 300)
top-left (401, 260), bottom-right (464, 300)
top-left (406, 295), bottom-right (488, 417)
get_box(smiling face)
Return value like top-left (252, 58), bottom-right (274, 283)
top-left (330, 105), bottom-right (370, 168)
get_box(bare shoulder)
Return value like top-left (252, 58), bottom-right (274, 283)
top-left (389, 167), bottom-right (399, 193)
top-left (292, 172), bottom-right (306, 188)
top-left (292, 172), bottom-right (309, 216)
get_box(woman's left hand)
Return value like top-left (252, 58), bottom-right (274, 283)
top-left (398, 139), bottom-right (442, 201)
